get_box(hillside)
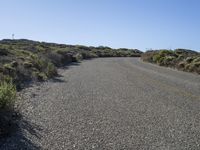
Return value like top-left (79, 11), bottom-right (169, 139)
top-left (141, 49), bottom-right (200, 74)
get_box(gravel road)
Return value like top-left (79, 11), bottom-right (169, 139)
top-left (1, 58), bottom-right (200, 150)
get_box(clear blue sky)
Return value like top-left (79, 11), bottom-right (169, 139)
top-left (0, 0), bottom-right (200, 51)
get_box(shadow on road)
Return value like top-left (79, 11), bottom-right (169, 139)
top-left (0, 114), bottom-right (42, 149)
top-left (61, 61), bottom-right (81, 69)
top-left (50, 76), bottom-right (66, 83)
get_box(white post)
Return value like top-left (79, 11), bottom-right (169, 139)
top-left (12, 34), bottom-right (15, 40)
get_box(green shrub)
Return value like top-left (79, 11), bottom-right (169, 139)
top-left (29, 53), bottom-right (38, 60)
top-left (33, 72), bottom-right (48, 81)
top-left (159, 50), bottom-right (174, 56)
top-left (81, 51), bottom-right (98, 59)
top-left (23, 61), bottom-right (33, 68)
top-left (18, 50), bottom-right (31, 56)
top-left (185, 57), bottom-right (194, 63)
top-left (3, 64), bottom-right (16, 77)
top-left (185, 64), bottom-right (192, 71)
top-left (165, 56), bottom-right (175, 61)
top-left (56, 49), bottom-right (68, 55)
top-left (177, 62), bottom-right (185, 69)
top-left (33, 56), bottom-right (46, 69)
top-left (0, 49), bottom-right (9, 56)
top-left (157, 57), bottom-right (165, 65)
top-left (88, 52), bottom-right (98, 58)
top-left (152, 54), bottom-right (162, 63)
top-left (72, 53), bottom-right (83, 62)
top-left (30, 55), bottom-right (48, 72)
top-left (193, 57), bottom-right (200, 63)
top-left (0, 80), bottom-right (16, 109)
top-left (0, 74), bottom-right (12, 83)
top-left (46, 62), bottom-right (57, 78)
top-left (192, 62), bottom-right (200, 68)
top-left (3, 63), bottom-right (15, 71)
top-left (177, 55), bottom-right (184, 61)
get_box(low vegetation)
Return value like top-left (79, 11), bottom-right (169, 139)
top-left (0, 80), bottom-right (16, 109)
top-left (0, 77), bottom-right (17, 137)
top-left (141, 49), bottom-right (200, 74)
top-left (0, 39), bottom-right (142, 138)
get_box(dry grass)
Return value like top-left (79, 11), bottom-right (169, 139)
top-left (141, 49), bottom-right (200, 74)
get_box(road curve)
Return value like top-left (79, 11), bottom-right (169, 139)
top-left (1, 58), bottom-right (200, 150)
